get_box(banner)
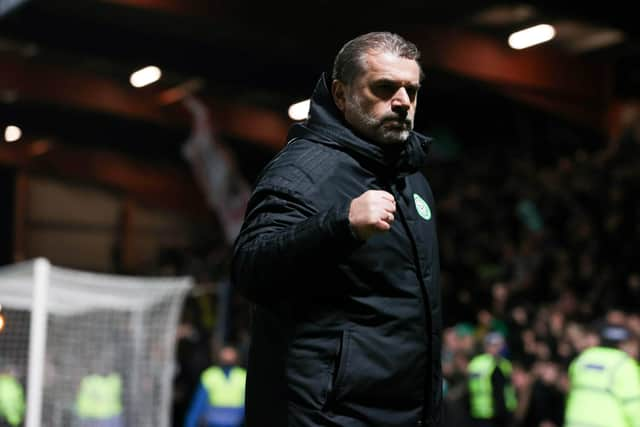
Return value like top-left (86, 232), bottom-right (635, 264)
top-left (181, 96), bottom-right (250, 244)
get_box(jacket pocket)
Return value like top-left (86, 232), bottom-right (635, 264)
top-left (323, 329), bottom-right (351, 411)
top-left (286, 332), bottom-right (342, 411)
top-left (328, 327), bottom-right (427, 404)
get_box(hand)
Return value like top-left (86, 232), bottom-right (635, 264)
top-left (348, 190), bottom-right (396, 240)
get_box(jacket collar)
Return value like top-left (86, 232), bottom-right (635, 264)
top-left (287, 73), bottom-right (432, 179)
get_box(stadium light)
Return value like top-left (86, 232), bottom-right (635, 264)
top-left (4, 125), bottom-right (22, 142)
top-left (508, 24), bottom-right (556, 50)
top-left (288, 99), bottom-right (310, 121)
top-left (129, 65), bottom-right (162, 88)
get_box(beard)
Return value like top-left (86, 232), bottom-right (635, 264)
top-left (345, 94), bottom-right (412, 145)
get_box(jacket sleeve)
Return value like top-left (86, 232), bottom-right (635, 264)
top-left (184, 383), bottom-right (208, 427)
top-left (231, 173), bottom-right (362, 303)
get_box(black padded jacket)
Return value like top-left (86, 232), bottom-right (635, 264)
top-left (231, 73), bottom-right (442, 427)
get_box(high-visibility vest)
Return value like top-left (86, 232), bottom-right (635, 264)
top-left (468, 353), bottom-right (517, 419)
top-left (75, 373), bottom-right (123, 419)
top-left (201, 366), bottom-right (246, 408)
top-left (565, 346), bottom-right (640, 427)
top-left (0, 374), bottom-right (25, 427)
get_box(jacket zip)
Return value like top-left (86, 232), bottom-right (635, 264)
top-left (386, 180), bottom-right (433, 424)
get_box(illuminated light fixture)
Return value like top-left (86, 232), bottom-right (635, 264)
top-left (508, 24), bottom-right (556, 50)
top-left (129, 65), bottom-right (162, 88)
top-left (288, 99), bottom-right (310, 121)
top-left (4, 125), bottom-right (22, 142)
top-left (0, 313), bottom-right (4, 332)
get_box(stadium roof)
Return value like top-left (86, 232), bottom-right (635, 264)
top-left (1, 1), bottom-right (637, 212)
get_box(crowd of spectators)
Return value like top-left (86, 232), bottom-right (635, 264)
top-left (436, 105), bottom-right (640, 426)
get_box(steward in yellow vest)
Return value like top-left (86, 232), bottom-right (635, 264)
top-left (74, 372), bottom-right (124, 427)
top-left (468, 332), bottom-right (517, 427)
top-left (0, 373), bottom-right (25, 427)
top-left (564, 325), bottom-right (640, 427)
top-left (185, 345), bottom-right (246, 427)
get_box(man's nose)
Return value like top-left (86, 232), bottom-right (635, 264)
top-left (391, 87), bottom-right (411, 113)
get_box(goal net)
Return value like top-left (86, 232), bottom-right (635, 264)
top-left (0, 258), bottom-right (192, 427)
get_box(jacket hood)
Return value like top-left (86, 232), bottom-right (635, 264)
top-left (287, 73), bottom-right (432, 179)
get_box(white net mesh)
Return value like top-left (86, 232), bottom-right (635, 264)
top-left (0, 258), bottom-right (192, 427)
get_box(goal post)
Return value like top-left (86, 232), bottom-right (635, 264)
top-left (0, 258), bottom-right (192, 427)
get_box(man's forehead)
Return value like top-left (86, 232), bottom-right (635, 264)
top-left (361, 51), bottom-right (421, 84)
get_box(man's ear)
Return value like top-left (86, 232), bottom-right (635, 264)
top-left (332, 80), bottom-right (346, 112)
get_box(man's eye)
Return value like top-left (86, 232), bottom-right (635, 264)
top-left (373, 84), bottom-right (396, 98)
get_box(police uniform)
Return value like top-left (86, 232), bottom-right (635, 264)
top-left (564, 326), bottom-right (640, 427)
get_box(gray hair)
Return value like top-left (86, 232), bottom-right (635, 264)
top-left (332, 31), bottom-right (422, 84)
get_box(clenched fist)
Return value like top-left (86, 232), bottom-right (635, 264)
top-left (348, 190), bottom-right (396, 240)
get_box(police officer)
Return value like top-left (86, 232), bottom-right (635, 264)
top-left (468, 332), bottom-right (517, 427)
top-left (184, 345), bottom-right (246, 427)
top-left (74, 372), bottom-right (124, 427)
top-left (0, 368), bottom-right (25, 427)
top-left (564, 324), bottom-right (640, 427)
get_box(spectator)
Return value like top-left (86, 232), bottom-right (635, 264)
top-left (519, 359), bottom-right (565, 427)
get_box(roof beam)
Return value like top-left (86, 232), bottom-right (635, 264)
top-left (411, 27), bottom-right (614, 129)
top-left (0, 52), bottom-right (290, 149)
top-left (0, 52), bottom-right (183, 125)
top-left (0, 138), bottom-right (209, 216)
top-left (102, 0), bottom-right (225, 17)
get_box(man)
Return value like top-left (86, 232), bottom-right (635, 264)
top-left (184, 345), bottom-right (247, 427)
top-left (231, 32), bottom-right (442, 426)
top-left (467, 332), bottom-right (517, 427)
top-left (564, 324), bottom-right (640, 427)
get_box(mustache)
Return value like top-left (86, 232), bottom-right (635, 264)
top-left (380, 114), bottom-right (411, 127)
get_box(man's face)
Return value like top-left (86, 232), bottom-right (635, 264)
top-left (333, 51), bottom-right (421, 145)
top-left (219, 346), bottom-right (238, 366)
top-left (487, 342), bottom-right (503, 356)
